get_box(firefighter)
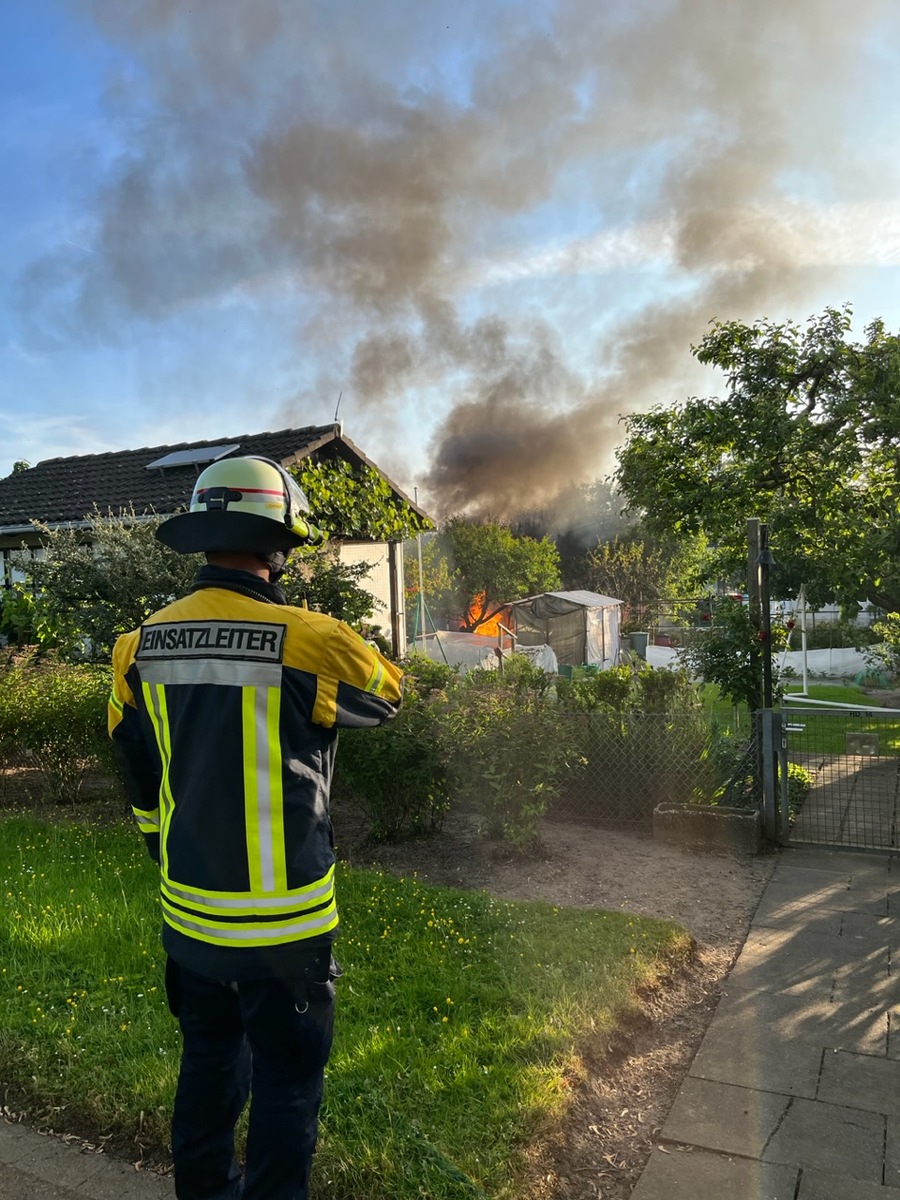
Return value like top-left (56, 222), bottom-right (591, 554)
top-left (108, 455), bottom-right (402, 1200)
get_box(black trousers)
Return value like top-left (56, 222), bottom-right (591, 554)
top-left (165, 957), bottom-right (336, 1200)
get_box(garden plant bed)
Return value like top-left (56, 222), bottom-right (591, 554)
top-left (334, 798), bottom-right (776, 1199)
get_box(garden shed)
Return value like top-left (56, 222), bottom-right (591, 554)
top-left (509, 590), bottom-right (623, 668)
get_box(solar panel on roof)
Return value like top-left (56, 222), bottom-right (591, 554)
top-left (145, 444), bottom-right (241, 471)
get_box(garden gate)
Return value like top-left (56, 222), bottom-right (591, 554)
top-left (782, 704), bottom-right (900, 850)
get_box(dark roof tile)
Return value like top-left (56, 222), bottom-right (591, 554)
top-left (0, 425), bottom-right (371, 529)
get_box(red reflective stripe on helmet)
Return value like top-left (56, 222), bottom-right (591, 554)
top-left (196, 487), bottom-right (284, 497)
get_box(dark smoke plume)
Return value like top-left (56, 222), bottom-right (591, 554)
top-left (21, 0), bottom-right (895, 523)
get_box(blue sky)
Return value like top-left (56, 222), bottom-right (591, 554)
top-left (3, 0), bottom-right (900, 515)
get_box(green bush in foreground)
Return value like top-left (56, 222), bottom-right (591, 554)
top-left (0, 815), bottom-right (690, 1200)
top-left (0, 655), bottom-right (116, 804)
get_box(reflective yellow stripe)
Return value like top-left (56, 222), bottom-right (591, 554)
top-left (242, 687), bottom-right (263, 892)
top-left (161, 864), bottom-right (335, 914)
top-left (142, 682), bottom-right (174, 875)
top-left (364, 656), bottom-right (386, 695)
top-left (267, 685), bottom-right (287, 892)
top-left (108, 688), bottom-right (125, 735)
top-left (161, 896), bottom-right (339, 947)
top-left (133, 806), bottom-right (160, 835)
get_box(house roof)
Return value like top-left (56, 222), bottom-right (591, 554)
top-left (0, 424), bottom-right (424, 534)
top-left (511, 590), bottom-right (623, 609)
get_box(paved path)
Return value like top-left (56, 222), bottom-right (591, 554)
top-left (0, 1121), bottom-right (174, 1199)
top-left (632, 843), bottom-right (900, 1199)
top-left (792, 754), bottom-right (900, 850)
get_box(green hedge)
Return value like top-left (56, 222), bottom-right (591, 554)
top-left (0, 655), bottom-right (116, 805)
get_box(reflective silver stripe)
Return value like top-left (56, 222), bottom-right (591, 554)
top-left (134, 811), bottom-right (160, 829)
top-left (163, 906), bottom-right (338, 941)
top-left (248, 686), bottom-right (276, 891)
top-left (162, 876), bottom-right (334, 910)
top-left (139, 660), bottom-right (282, 688)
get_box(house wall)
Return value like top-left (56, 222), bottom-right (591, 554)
top-left (336, 541), bottom-right (406, 656)
top-left (1, 537), bottom-right (44, 587)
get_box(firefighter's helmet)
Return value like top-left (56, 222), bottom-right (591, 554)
top-left (156, 456), bottom-right (324, 555)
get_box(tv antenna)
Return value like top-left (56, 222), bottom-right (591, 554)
top-left (334, 391), bottom-right (343, 423)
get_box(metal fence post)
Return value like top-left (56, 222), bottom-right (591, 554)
top-left (761, 707), bottom-right (778, 841)
top-left (777, 714), bottom-right (791, 844)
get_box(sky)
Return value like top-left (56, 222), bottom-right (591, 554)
top-left (3, 0), bottom-right (900, 522)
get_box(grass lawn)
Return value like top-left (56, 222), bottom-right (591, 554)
top-left (0, 814), bottom-right (691, 1199)
top-left (701, 681), bottom-right (900, 756)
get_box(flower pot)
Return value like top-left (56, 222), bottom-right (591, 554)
top-left (652, 802), bottom-right (763, 855)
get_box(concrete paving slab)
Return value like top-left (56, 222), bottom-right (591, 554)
top-left (713, 983), bottom-right (889, 1056)
top-left (817, 1049), bottom-right (900, 1116)
top-left (840, 912), bottom-right (900, 944)
top-left (2, 1138), bottom-right (109, 1191)
top-left (0, 1123), bottom-right (43, 1166)
top-left (838, 891), bottom-right (893, 917)
top-left (798, 1167), bottom-right (900, 1199)
top-left (631, 842), bottom-right (900, 1200)
top-left (753, 887), bottom-right (872, 925)
top-left (846, 871), bottom-right (899, 900)
top-left (0, 1123), bottom-right (173, 1199)
top-left (629, 1147), bottom-right (798, 1200)
top-left (754, 873), bottom-right (852, 905)
top-left (767, 867), bottom-right (854, 890)
top-left (689, 1023), bottom-right (822, 1098)
top-left (831, 952), bottom-right (895, 1003)
top-left (0, 1163), bottom-right (85, 1199)
top-left (887, 1012), bottom-right (900, 1060)
top-left (777, 848), bottom-right (893, 875)
top-left (752, 908), bottom-right (843, 936)
top-left (762, 1097), bottom-right (885, 1183)
top-left (878, 1115), bottom-right (900, 1189)
top-left (727, 927), bottom-right (882, 992)
top-left (660, 1077), bottom-right (789, 1159)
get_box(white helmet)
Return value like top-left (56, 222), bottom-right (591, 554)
top-left (156, 456), bottom-right (324, 555)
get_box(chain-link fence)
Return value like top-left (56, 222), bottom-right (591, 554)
top-left (548, 712), bottom-right (758, 832)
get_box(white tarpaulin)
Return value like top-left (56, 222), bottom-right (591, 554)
top-left (412, 632), bottom-right (558, 674)
top-left (509, 590), bottom-right (622, 668)
top-left (646, 643), bottom-right (878, 680)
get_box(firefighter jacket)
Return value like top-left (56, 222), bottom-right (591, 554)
top-left (108, 565), bottom-right (403, 981)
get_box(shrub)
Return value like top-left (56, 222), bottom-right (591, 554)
top-left (399, 653), bottom-right (461, 697)
top-left (556, 664), bottom-right (633, 713)
top-left (446, 659), bottom-right (580, 853)
top-left (0, 654), bottom-right (115, 805)
top-left (786, 762), bottom-right (813, 821)
top-left (333, 676), bottom-right (452, 841)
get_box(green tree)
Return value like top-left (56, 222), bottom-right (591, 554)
top-left (615, 305), bottom-right (900, 612)
top-left (422, 517), bottom-right (561, 631)
top-left (586, 528), bottom-right (711, 620)
top-left (676, 597), bottom-right (789, 712)
top-left (280, 551), bottom-right (379, 630)
top-left (15, 512), bottom-right (201, 660)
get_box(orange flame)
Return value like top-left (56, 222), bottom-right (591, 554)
top-left (466, 593), bottom-right (509, 637)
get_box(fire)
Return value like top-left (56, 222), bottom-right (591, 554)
top-left (465, 593), bottom-right (509, 637)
